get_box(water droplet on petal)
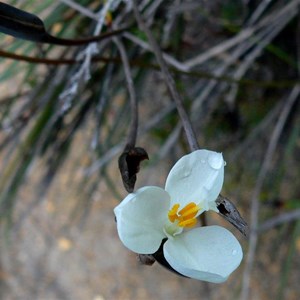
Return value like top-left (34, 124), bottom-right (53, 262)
top-left (232, 249), bottom-right (237, 256)
top-left (183, 170), bottom-right (191, 177)
top-left (224, 161), bottom-right (227, 166)
top-left (201, 159), bottom-right (206, 164)
top-left (208, 153), bottom-right (223, 170)
top-left (204, 183), bottom-right (212, 191)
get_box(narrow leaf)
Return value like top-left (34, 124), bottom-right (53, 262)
top-left (0, 2), bottom-right (127, 46)
top-left (0, 2), bottom-right (46, 42)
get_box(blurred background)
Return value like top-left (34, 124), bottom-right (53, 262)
top-left (0, 0), bottom-right (299, 299)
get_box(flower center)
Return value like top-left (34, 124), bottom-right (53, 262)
top-left (168, 202), bottom-right (200, 228)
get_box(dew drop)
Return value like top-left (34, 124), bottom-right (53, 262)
top-left (201, 159), bottom-right (206, 164)
top-left (224, 161), bottom-right (227, 166)
top-left (182, 170), bottom-right (191, 178)
top-left (208, 153), bottom-right (223, 170)
top-left (232, 249), bottom-right (237, 256)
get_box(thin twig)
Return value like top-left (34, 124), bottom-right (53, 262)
top-left (1, 49), bottom-right (299, 89)
top-left (158, 123), bottom-right (182, 159)
top-left (144, 0), bottom-right (164, 26)
top-left (258, 209), bottom-right (300, 232)
top-left (91, 60), bottom-right (115, 150)
top-left (58, 0), bottom-right (120, 113)
top-left (162, 0), bottom-right (180, 46)
top-left (183, 0), bottom-right (300, 68)
top-left (297, 5), bottom-right (300, 76)
top-left (113, 37), bottom-right (138, 147)
top-left (124, 33), bottom-right (189, 72)
top-left (184, 28), bottom-right (255, 69)
top-left (225, 11), bottom-right (293, 107)
top-left (191, 20), bottom-right (270, 117)
top-left (59, 0), bottom-right (98, 19)
top-left (240, 85), bottom-right (300, 300)
top-left (191, 2), bottom-right (298, 127)
top-left (83, 103), bottom-right (176, 176)
top-left (232, 100), bottom-right (282, 157)
top-left (58, 0), bottom-right (189, 73)
top-left (131, 0), bottom-right (199, 152)
top-left (245, 0), bottom-right (274, 26)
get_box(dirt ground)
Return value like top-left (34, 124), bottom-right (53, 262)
top-left (0, 184), bottom-right (244, 300)
top-left (0, 114), bottom-right (299, 300)
top-left (0, 128), bottom-right (246, 300)
top-left (0, 120), bottom-right (299, 300)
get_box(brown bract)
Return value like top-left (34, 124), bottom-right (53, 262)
top-left (118, 145), bottom-right (149, 193)
top-left (216, 195), bottom-right (249, 237)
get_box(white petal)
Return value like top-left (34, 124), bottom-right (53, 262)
top-left (165, 150), bottom-right (224, 208)
top-left (114, 186), bottom-right (170, 254)
top-left (164, 226), bottom-right (243, 283)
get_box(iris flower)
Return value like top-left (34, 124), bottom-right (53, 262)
top-left (114, 150), bottom-right (243, 283)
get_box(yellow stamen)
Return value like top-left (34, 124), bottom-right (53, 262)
top-left (179, 202), bottom-right (199, 220)
top-left (178, 202), bottom-right (197, 215)
top-left (168, 203), bottom-right (180, 222)
top-left (178, 218), bottom-right (197, 228)
top-left (168, 202), bottom-right (201, 228)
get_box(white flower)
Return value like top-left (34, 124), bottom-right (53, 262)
top-left (114, 149), bottom-right (243, 283)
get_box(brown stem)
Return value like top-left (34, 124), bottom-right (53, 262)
top-left (42, 27), bottom-right (129, 46)
top-left (131, 0), bottom-right (199, 152)
top-left (1, 50), bottom-right (299, 89)
top-left (114, 37), bottom-right (138, 148)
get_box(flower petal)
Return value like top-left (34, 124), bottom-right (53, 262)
top-left (165, 150), bottom-right (224, 209)
top-left (163, 226), bottom-right (243, 283)
top-left (114, 186), bottom-right (170, 254)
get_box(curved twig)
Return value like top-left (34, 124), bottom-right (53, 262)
top-left (113, 37), bottom-right (138, 148)
top-left (132, 0), bottom-right (199, 152)
top-left (241, 85), bottom-right (300, 300)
